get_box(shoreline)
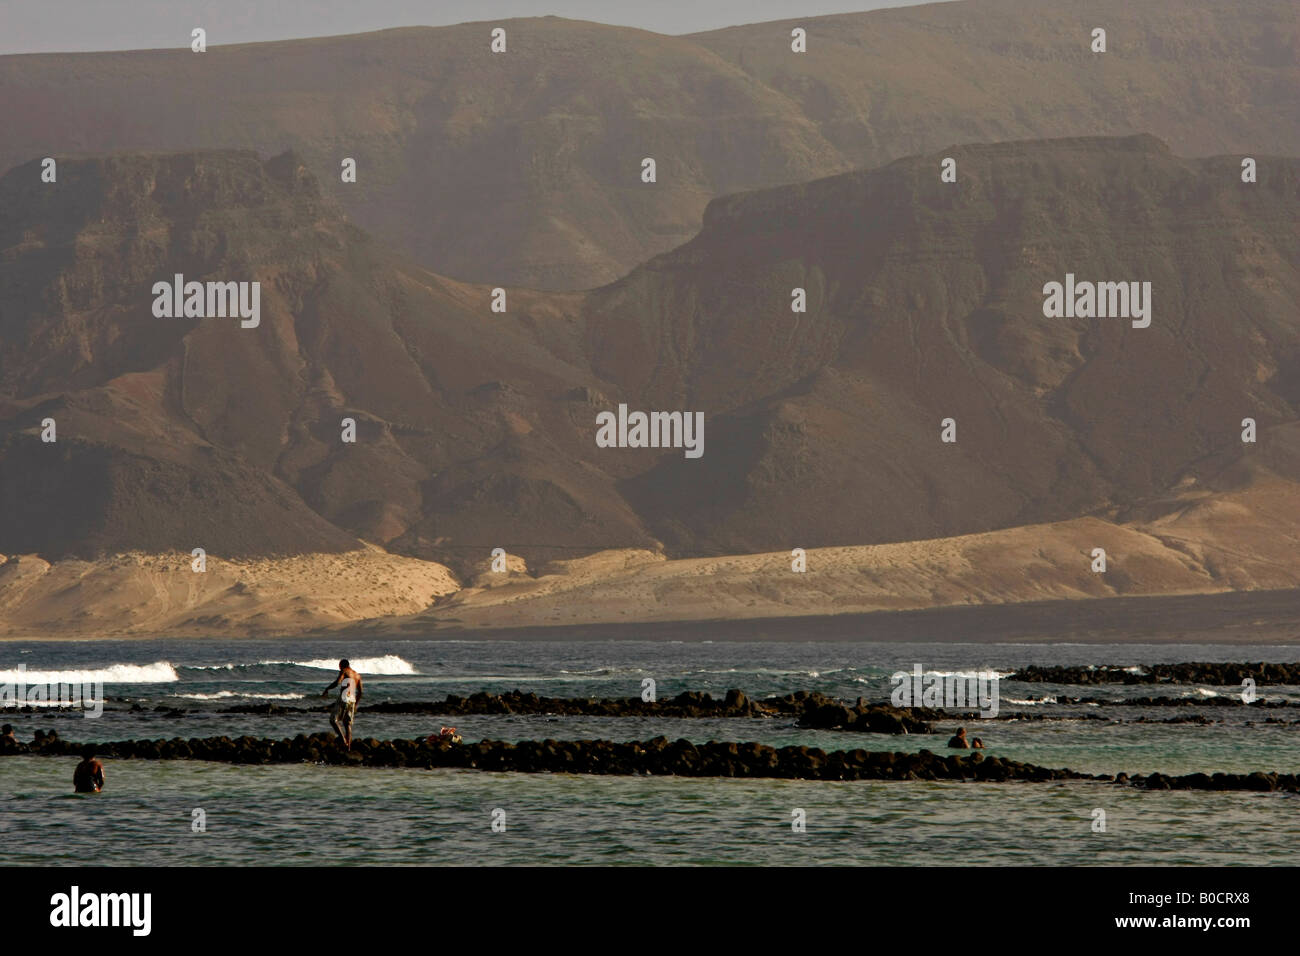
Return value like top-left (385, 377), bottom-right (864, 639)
top-left (3, 588), bottom-right (1300, 643)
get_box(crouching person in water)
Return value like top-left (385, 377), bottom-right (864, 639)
top-left (947, 727), bottom-right (970, 749)
top-left (321, 659), bottom-right (363, 749)
top-left (74, 746), bottom-right (105, 793)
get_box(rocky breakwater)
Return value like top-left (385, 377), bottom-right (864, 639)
top-left (1009, 662), bottom-right (1300, 685)
top-left (1, 731), bottom-right (1084, 781)
top-left (356, 688), bottom-right (770, 718)
top-left (1066, 695), bottom-right (1296, 708)
top-left (223, 688), bottom-right (937, 734)
top-left (784, 695), bottom-right (936, 734)
top-left (5, 733), bottom-right (1298, 792)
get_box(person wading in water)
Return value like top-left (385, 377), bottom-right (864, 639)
top-left (73, 746), bottom-right (105, 793)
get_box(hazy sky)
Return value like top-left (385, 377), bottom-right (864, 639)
top-left (0, 0), bottom-right (946, 54)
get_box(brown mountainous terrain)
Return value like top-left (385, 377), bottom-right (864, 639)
top-left (591, 135), bottom-right (1300, 556)
top-left (1, 133), bottom-right (1297, 619)
top-left (0, 150), bottom-right (655, 567)
top-left (0, 0), bottom-right (1295, 290)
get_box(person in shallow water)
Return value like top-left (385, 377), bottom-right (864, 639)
top-left (73, 746), bottom-right (105, 793)
top-left (321, 659), bottom-right (363, 749)
top-left (947, 727), bottom-right (969, 749)
top-left (971, 737), bottom-right (985, 749)
top-left (0, 724), bottom-right (14, 742)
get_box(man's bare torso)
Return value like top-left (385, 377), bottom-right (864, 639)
top-left (337, 667), bottom-right (362, 701)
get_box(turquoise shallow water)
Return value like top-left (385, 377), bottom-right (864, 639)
top-left (3, 639), bottom-right (1299, 865)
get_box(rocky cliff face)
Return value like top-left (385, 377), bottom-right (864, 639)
top-left (1, 137), bottom-right (1297, 582)
top-left (1, 0), bottom-right (1295, 289)
top-left (588, 135), bottom-right (1300, 553)
top-left (0, 150), bottom-right (650, 562)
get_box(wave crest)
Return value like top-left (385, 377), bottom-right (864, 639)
top-left (0, 662), bottom-right (179, 684)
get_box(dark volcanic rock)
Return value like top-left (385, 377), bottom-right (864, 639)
top-left (787, 694), bottom-right (935, 734)
top-left (10, 731), bottom-right (1296, 792)
top-left (289, 687), bottom-right (935, 733)
top-left (354, 687), bottom-right (772, 719)
top-left (1008, 662), bottom-right (1300, 686)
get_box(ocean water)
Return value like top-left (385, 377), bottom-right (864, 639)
top-left (2, 639), bottom-right (1299, 866)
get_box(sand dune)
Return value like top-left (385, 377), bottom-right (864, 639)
top-left (396, 472), bottom-right (1300, 633)
top-left (0, 544), bottom-right (457, 638)
top-left (4, 454), bottom-right (1298, 642)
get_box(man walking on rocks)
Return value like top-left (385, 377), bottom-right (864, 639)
top-left (322, 659), bottom-right (363, 749)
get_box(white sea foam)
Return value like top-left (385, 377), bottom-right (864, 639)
top-left (184, 656), bottom-right (417, 675)
top-left (925, 669), bottom-right (1012, 680)
top-left (2, 698), bottom-right (95, 708)
top-left (289, 655), bottom-right (415, 675)
top-left (0, 662), bottom-right (179, 684)
top-left (173, 691), bottom-right (306, 701)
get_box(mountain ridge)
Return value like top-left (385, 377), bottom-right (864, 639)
top-left (2, 136), bottom-right (1297, 570)
top-left (2, 0), bottom-right (1294, 288)
top-left (1, 134), bottom-right (1298, 635)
